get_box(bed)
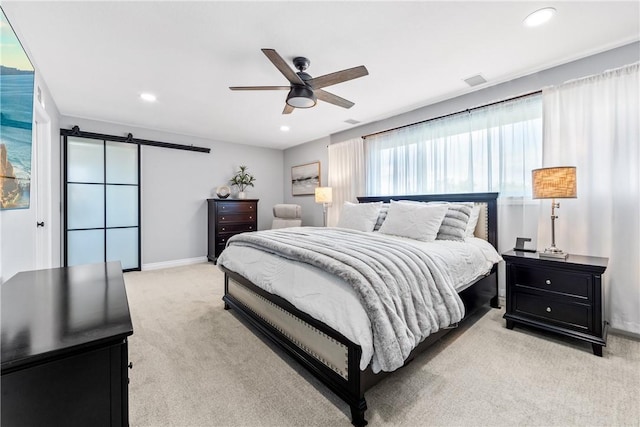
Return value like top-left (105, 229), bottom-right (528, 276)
top-left (217, 192), bottom-right (500, 426)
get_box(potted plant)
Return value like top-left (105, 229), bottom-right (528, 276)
top-left (229, 165), bottom-right (256, 199)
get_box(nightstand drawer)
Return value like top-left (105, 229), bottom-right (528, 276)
top-left (511, 265), bottom-right (592, 299)
top-left (514, 292), bottom-right (591, 331)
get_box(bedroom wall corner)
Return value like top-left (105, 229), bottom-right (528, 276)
top-left (283, 136), bottom-right (329, 227)
top-left (0, 41), bottom-right (62, 283)
top-left (58, 116), bottom-right (284, 267)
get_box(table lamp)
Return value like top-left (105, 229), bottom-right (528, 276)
top-left (532, 166), bottom-right (577, 259)
top-left (314, 187), bottom-right (332, 227)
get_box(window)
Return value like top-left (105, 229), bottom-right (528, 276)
top-left (365, 94), bottom-right (542, 198)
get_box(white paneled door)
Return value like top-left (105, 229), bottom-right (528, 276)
top-left (64, 135), bottom-right (140, 271)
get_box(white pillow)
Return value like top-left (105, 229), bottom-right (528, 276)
top-left (397, 200), bottom-right (472, 241)
top-left (465, 205), bottom-right (481, 237)
top-left (336, 202), bottom-right (382, 232)
top-left (378, 201), bottom-right (448, 241)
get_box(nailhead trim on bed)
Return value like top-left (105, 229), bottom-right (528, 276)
top-left (229, 279), bottom-right (350, 380)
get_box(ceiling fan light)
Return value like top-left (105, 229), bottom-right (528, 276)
top-left (286, 86), bottom-right (316, 108)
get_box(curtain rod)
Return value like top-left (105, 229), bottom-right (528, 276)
top-left (61, 126), bottom-right (211, 153)
top-left (362, 90), bottom-right (542, 139)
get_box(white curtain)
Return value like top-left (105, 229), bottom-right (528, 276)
top-left (327, 138), bottom-right (365, 226)
top-left (365, 95), bottom-right (542, 198)
top-left (365, 95), bottom-right (543, 253)
top-left (541, 62), bottom-right (640, 334)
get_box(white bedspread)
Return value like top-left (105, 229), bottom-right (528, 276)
top-left (218, 233), bottom-right (501, 372)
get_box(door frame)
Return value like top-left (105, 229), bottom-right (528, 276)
top-left (62, 131), bottom-right (141, 272)
top-left (34, 101), bottom-right (52, 269)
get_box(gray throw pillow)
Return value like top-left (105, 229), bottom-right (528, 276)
top-left (436, 203), bottom-right (473, 241)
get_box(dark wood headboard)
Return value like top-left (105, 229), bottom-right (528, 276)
top-left (356, 192), bottom-right (499, 250)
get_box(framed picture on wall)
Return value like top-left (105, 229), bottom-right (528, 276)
top-left (0, 9), bottom-right (35, 210)
top-left (291, 161), bottom-right (320, 196)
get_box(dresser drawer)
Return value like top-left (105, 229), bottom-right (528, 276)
top-left (217, 213), bottom-right (257, 223)
top-left (511, 265), bottom-right (592, 299)
top-left (216, 231), bottom-right (252, 246)
top-left (218, 223), bottom-right (256, 233)
top-left (514, 292), bottom-right (592, 331)
top-left (216, 202), bottom-right (257, 214)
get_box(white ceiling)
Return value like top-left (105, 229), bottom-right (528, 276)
top-left (2, 1), bottom-right (639, 149)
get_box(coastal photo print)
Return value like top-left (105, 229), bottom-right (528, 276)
top-left (0, 9), bottom-right (35, 209)
top-left (291, 161), bottom-right (320, 196)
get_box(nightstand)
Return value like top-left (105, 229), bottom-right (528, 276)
top-left (502, 250), bottom-right (608, 356)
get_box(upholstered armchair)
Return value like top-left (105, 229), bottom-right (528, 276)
top-left (272, 204), bottom-right (302, 229)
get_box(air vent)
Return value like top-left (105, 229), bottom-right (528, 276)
top-left (344, 119), bottom-right (361, 125)
top-left (464, 74), bottom-right (487, 87)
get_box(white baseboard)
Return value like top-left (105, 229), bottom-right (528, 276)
top-left (609, 327), bottom-right (640, 341)
top-left (142, 256), bottom-right (208, 271)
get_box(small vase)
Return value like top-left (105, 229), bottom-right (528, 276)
top-left (237, 191), bottom-right (246, 199)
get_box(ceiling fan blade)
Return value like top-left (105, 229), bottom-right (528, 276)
top-left (308, 65), bottom-right (368, 89)
top-left (282, 104), bottom-right (294, 114)
top-left (315, 89), bottom-right (355, 109)
top-left (229, 86), bottom-right (290, 91)
top-left (261, 48), bottom-right (305, 86)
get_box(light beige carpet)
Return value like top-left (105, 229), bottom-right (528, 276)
top-left (124, 262), bottom-right (640, 426)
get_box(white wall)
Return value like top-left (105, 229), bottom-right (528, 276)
top-left (282, 136), bottom-right (329, 227)
top-left (332, 42), bottom-right (640, 144)
top-left (58, 117), bottom-right (283, 268)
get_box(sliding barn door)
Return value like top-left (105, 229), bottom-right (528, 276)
top-left (64, 136), bottom-right (140, 271)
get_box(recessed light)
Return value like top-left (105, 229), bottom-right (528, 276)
top-left (280, 125), bottom-right (290, 132)
top-left (140, 93), bottom-right (157, 102)
top-left (523, 7), bottom-right (556, 27)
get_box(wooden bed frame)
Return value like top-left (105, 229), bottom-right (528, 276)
top-left (220, 192), bottom-right (500, 426)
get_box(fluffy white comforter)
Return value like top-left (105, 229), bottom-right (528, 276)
top-left (218, 228), bottom-right (501, 373)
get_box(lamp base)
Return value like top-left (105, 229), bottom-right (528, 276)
top-left (539, 248), bottom-right (568, 259)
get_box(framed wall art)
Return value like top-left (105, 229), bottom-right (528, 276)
top-left (291, 161), bottom-right (320, 196)
top-left (0, 10), bottom-right (35, 210)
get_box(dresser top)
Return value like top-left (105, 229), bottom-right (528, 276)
top-left (1, 262), bottom-right (133, 372)
top-left (502, 250), bottom-right (608, 270)
top-left (208, 198), bottom-right (259, 202)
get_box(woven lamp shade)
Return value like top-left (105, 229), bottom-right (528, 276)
top-left (532, 166), bottom-right (577, 199)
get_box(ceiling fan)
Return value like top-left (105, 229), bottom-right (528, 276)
top-left (229, 48), bottom-right (369, 114)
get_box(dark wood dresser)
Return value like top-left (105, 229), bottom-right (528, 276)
top-left (1, 262), bottom-right (133, 426)
top-left (208, 198), bottom-right (259, 263)
top-left (503, 250), bottom-right (608, 356)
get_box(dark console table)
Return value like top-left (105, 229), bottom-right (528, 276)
top-left (1, 262), bottom-right (134, 426)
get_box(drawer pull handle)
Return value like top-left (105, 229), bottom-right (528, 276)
top-left (222, 227), bottom-right (226, 231)
top-left (222, 217), bottom-right (225, 220)
top-left (545, 279), bottom-right (552, 285)
top-left (250, 206), bottom-right (253, 209)
top-left (249, 216), bottom-right (253, 220)
top-left (546, 307), bottom-right (552, 313)
top-left (249, 226), bottom-right (253, 230)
